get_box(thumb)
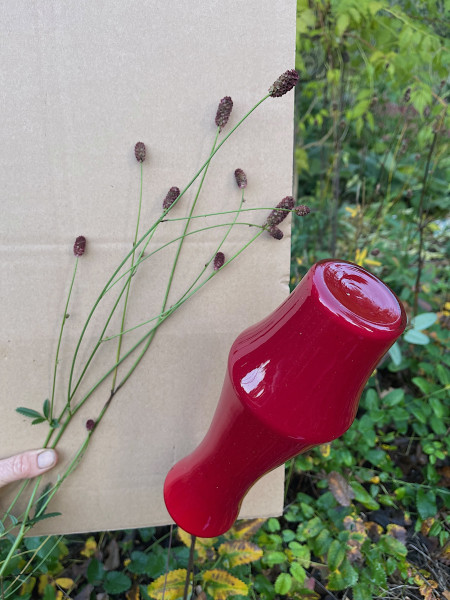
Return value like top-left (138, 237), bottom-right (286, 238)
top-left (0, 449), bottom-right (58, 488)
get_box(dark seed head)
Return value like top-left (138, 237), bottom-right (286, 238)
top-left (215, 96), bottom-right (233, 131)
top-left (213, 252), bottom-right (225, 270)
top-left (269, 70), bottom-right (299, 97)
top-left (163, 186), bottom-right (181, 210)
top-left (234, 168), bottom-right (247, 189)
top-left (73, 236), bottom-right (86, 257)
top-left (134, 142), bottom-right (146, 162)
top-left (294, 204), bottom-right (311, 217)
top-left (269, 227), bottom-right (284, 240)
top-left (404, 87), bottom-right (411, 103)
top-left (266, 196), bottom-right (295, 228)
top-left (86, 419), bottom-right (95, 431)
top-left (371, 248), bottom-right (380, 256)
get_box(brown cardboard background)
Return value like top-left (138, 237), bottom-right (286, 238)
top-left (1, 1), bottom-right (296, 534)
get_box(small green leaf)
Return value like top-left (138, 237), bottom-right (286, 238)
top-left (327, 540), bottom-right (346, 571)
top-left (412, 377), bottom-right (434, 395)
top-left (16, 407), bottom-right (43, 420)
top-left (429, 397), bottom-right (444, 418)
top-left (328, 558), bottom-right (358, 590)
top-left (263, 551), bottom-right (286, 567)
top-left (416, 488), bottom-right (437, 519)
top-left (436, 365), bottom-right (450, 385)
top-left (336, 13), bottom-right (350, 36)
top-left (383, 388), bottom-right (404, 407)
top-left (388, 342), bottom-right (402, 366)
top-left (410, 312), bottom-right (437, 331)
top-left (350, 482), bottom-right (380, 510)
top-left (43, 399), bottom-right (50, 419)
top-left (127, 551), bottom-right (149, 575)
top-left (379, 535), bottom-right (407, 558)
top-left (288, 542), bottom-right (310, 567)
top-left (104, 571), bottom-right (131, 595)
top-left (274, 573), bottom-right (292, 595)
top-left (404, 330), bottom-right (429, 345)
top-left (290, 562), bottom-right (306, 584)
top-left (32, 417), bottom-right (46, 425)
top-left (353, 581), bottom-right (373, 600)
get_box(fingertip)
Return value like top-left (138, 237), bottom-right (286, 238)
top-left (37, 449), bottom-right (58, 470)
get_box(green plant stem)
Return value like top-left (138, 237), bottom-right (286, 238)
top-left (109, 129), bottom-right (220, 394)
top-left (111, 162), bottom-right (144, 392)
top-left (103, 225), bottom-right (263, 342)
top-left (50, 258), bottom-right (78, 422)
top-left (1, 93), bottom-right (270, 549)
top-left (106, 220), bottom-right (264, 295)
top-left (0, 478), bottom-right (41, 578)
top-left (67, 94), bottom-right (268, 404)
top-left (161, 128), bottom-right (220, 316)
top-left (175, 187), bottom-right (246, 308)
top-left (1, 481), bottom-right (29, 528)
top-left (183, 535), bottom-right (196, 600)
top-left (2, 535), bottom-right (62, 598)
top-left (48, 227), bottom-right (264, 452)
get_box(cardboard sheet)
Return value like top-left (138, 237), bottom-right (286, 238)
top-left (1, 1), bottom-right (296, 534)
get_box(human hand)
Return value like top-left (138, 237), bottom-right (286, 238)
top-left (0, 449), bottom-right (58, 488)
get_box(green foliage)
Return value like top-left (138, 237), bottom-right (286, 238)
top-left (1, 2), bottom-right (448, 599)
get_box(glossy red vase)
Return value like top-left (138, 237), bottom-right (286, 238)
top-left (164, 260), bottom-right (406, 537)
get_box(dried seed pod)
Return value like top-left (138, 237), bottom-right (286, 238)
top-left (213, 252), bottom-right (225, 270)
top-left (234, 168), bottom-right (247, 189)
top-left (266, 196), bottom-right (294, 228)
top-left (86, 419), bottom-right (96, 431)
top-left (163, 186), bottom-right (181, 210)
top-left (268, 227), bottom-right (284, 240)
top-left (215, 96), bottom-right (233, 130)
top-left (73, 236), bottom-right (86, 257)
top-left (134, 141), bottom-right (146, 162)
top-left (269, 69), bottom-right (299, 97)
top-left (294, 204), bottom-right (311, 216)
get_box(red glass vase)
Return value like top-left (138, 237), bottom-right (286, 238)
top-left (164, 260), bottom-right (406, 537)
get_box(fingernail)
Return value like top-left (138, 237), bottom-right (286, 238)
top-left (37, 450), bottom-right (56, 469)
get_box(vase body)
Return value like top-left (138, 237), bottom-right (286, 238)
top-left (164, 260), bottom-right (406, 537)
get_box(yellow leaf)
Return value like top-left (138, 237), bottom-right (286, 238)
top-left (364, 258), bottom-right (382, 267)
top-left (296, 257), bottom-right (303, 266)
top-left (124, 558), bottom-right (131, 567)
top-left (202, 570), bottom-right (248, 600)
top-left (20, 576), bottom-right (36, 596)
top-left (80, 536), bottom-right (97, 558)
top-left (38, 574), bottom-right (49, 596)
top-left (126, 582), bottom-right (141, 600)
top-left (177, 528), bottom-right (216, 562)
top-left (148, 569), bottom-right (188, 600)
top-left (370, 476), bottom-right (380, 484)
top-left (345, 206), bottom-right (358, 217)
top-left (228, 519), bottom-right (266, 540)
top-left (54, 577), bottom-right (74, 590)
top-left (218, 541), bottom-right (263, 567)
top-left (355, 248), bottom-right (368, 266)
top-left (319, 443), bottom-right (331, 458)
top-left (55, 592), bottom-right (64, 600)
